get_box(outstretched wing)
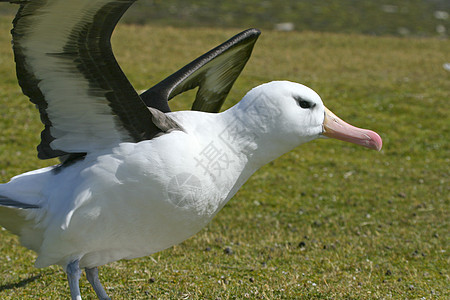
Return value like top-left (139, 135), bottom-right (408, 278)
top-left (140, 28), bottom-right (260, 113)
top-left (6, 0), bottom-right (167, 159)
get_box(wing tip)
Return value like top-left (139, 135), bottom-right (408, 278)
top-left (231, 28), bottom-right (261, 44)
top-left (244, 28), bottom-right (261, 36)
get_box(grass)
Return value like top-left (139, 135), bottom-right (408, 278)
top-left (0, 16), bottom-right (449, 299)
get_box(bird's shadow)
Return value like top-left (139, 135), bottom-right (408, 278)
top-left (0, 273), bottom-right (44, 292)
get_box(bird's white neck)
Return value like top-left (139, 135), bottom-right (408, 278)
top-left (220, 93), bottom-right (311, 169)
top-left (168, 94), bottom-right (314, 211)
top-left (205, 95), bottom-right (311, 208)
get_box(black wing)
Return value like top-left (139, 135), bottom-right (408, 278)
top-left (6, 0), bottom-right (172, 159)
top-left (140, 28), bottom-right (260, 113)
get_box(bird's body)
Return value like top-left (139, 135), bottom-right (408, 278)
top-left (0, 82), bottom-right (325, 271)
top-left (0, 0), bottom-right (382, 299)
top-left (2, 110), bottom-right (233, 270)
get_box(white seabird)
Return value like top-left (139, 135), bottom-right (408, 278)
top-left (0, 1), bottom-right (382, 299)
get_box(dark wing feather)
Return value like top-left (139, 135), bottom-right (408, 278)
top-left (140, 28), bottom-right (260, 113)
top-left (8, 0), bottom-right (169, 159)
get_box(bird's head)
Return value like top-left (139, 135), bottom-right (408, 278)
top-left (243, 81), bottom-right (382, 152)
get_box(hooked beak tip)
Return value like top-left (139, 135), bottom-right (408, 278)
top-left (323, 107), bottom-right (383, 151)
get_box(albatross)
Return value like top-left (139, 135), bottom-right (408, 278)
top-left (0, 0), bottom-right (382, 299)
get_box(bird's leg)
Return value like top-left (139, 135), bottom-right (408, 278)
top-left (66, 260), bottom-right (82, 300)
top-left (85, 267), bottom-right (111, 300)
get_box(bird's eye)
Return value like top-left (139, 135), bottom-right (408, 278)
top-left (294, 96), bottom-right (315, 109)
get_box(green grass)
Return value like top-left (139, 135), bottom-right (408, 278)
top-left (0, 16), bottom-right (449, 299)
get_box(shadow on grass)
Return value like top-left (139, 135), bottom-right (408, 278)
top-left (0, 272), bottom-right (47, 292)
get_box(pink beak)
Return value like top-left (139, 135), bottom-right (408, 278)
top-left (322, 107), bottom-right (382, 151)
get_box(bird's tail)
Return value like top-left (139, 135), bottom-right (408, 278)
top-left (0, 194), bottom-right (39, 233)
top-left (0, 193), bottom-right (43, 251)
top-left (0, 167), bottom-right (53, 253)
